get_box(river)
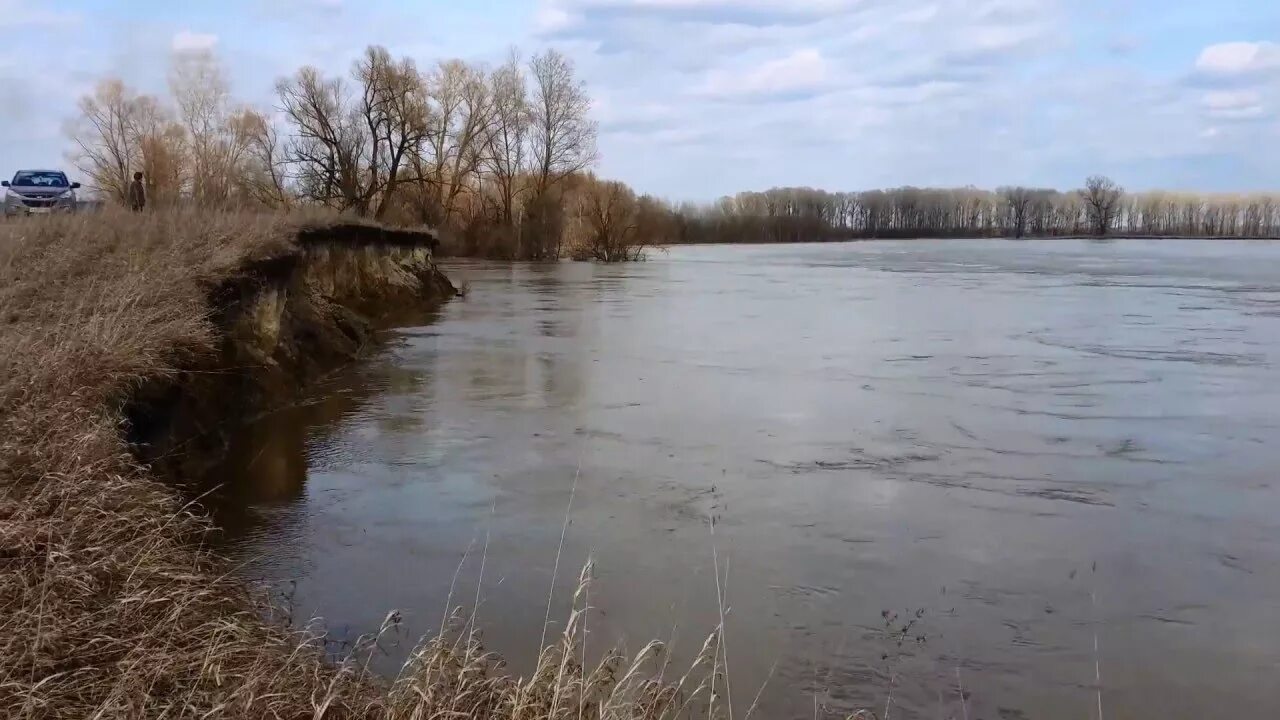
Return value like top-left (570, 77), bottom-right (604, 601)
top-left (211, 240), bottom-right (1280, 719)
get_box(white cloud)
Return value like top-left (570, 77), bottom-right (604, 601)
top-left (524, 0), bottom-right (1280, 194)
top-left (0, 0), bottom-right (81, 28)
top-left (697, 48), bottom-right (829, 98)
top-left (535, 5), bottom-right (579, 32)
top-left (1195, 42), bottom-right (1280, 76)
top-left (172, 31), bottom-right (219, 54)
top-left (556, 0), bottom-right (857, 13)
top-left (1202, 89), bottom-right (1263, 115)
top-left (894, 4), bottom-right (940, 24)
top-left (537, 0), bottom-right (861, 32)
top-left (968, 22), bottom-right (1042, 54)
top-left (540, 0), bottom-right (1143, 194)
top-left (260, 0), bottom-right (345, 19)
top-left (596, 96), bottom-right (678, 131)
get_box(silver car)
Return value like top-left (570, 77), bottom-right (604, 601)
top-left (3, 170), bottom-right (81, 217)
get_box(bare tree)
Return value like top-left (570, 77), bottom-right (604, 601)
top-left (524, 49), bottom-right (597, 258)
top-left (572, 177), bottom-right (640, 261)
top-left (528, 49), bottom-right (596, 194)
top-left (67, 79), bottom-right (140, 202)
top-left (276, 66), bottom-right (365, 210)
top-left (129, 94), bottom-right (187, 207)
top-left (1027, 189), bottom-right (1057, 235)
top-left (660, 177), bottom-right (1280, 244)
top-left (999, 186), bottom-right (1034, 237)
top-left (353, 46), bottom-right (430, 219)
top-left (1081, 175), bottom-right (1123, 236)
top-left (445, 63), bottom-right (495, 224)
top-left (67, 79), bottom-right (190, 207)
top-left (418, 59), bottom-right (494, 226)
top-left (276, 46), bottom-right (430, 217)
top-left (170, 49), bottom-right (228, 202)
top-left (635, 193), bottom-right (676, 250)
top-left (242, 109), bottom-right (291, 208)
top-left (483, 51), bottom-right (529, 227)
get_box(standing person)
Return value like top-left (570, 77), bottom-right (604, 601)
top-left (127, 172), bottom-right (146, 212)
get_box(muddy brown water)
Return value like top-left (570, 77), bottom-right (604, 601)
top-left (210, 240), bottom-right (1280, 719)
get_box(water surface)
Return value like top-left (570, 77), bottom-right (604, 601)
top-left (214, 240), bottom-right (1280, 719)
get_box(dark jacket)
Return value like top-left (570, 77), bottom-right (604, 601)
top-left (128, 179), bottom-right (146, 211)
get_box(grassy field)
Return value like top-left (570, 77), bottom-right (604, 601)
top-left (0, 209), bottom-right (717, 719)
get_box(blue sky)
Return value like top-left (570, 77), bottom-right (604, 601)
top-left (1, 0), bottom-right (1277, 200)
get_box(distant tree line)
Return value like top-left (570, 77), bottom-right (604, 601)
top-left (66, 46), bottom-right (676, 261)
top-left (67, 47), bottom-right (1278, 260)
top-left (670, 176), bottom-right (1280, 243)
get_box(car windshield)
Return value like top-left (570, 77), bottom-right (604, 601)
top-left (12, 172), bottom-right (69, 188)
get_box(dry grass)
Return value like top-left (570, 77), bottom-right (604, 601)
top-left (0, 208), bottom-right (723, 719)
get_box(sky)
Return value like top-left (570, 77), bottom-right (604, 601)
top-left (1, 0), bottom-right (1278, 201)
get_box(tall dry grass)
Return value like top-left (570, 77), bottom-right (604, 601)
top-left (0, 208), bottom-right (723, 718)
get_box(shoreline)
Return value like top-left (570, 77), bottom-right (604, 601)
top-left (1, 208), bottom-right (711, 719)
top-left (1, 209), bottom-right (456, 716)
top-left (130, 221), bottom-right (456, 482)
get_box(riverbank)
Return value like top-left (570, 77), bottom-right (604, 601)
top-left (0, 208), bottom-right (440, 716)
top-left (0, 209), bottom-right (700, 718)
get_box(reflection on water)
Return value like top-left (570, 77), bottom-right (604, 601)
top-left (211, 240), bottom-right (1280, 719)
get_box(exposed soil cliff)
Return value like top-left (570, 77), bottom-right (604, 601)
top-left (128, 223), bottom-right (456, 482)
top-left (0, 210), bottom-right (464, 718)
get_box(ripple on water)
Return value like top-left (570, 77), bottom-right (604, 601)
top-left (213, 243), bottom-right (1280, 720)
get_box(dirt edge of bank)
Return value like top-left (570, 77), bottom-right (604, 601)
top-left (127, 225), bottom-right (455, 482)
